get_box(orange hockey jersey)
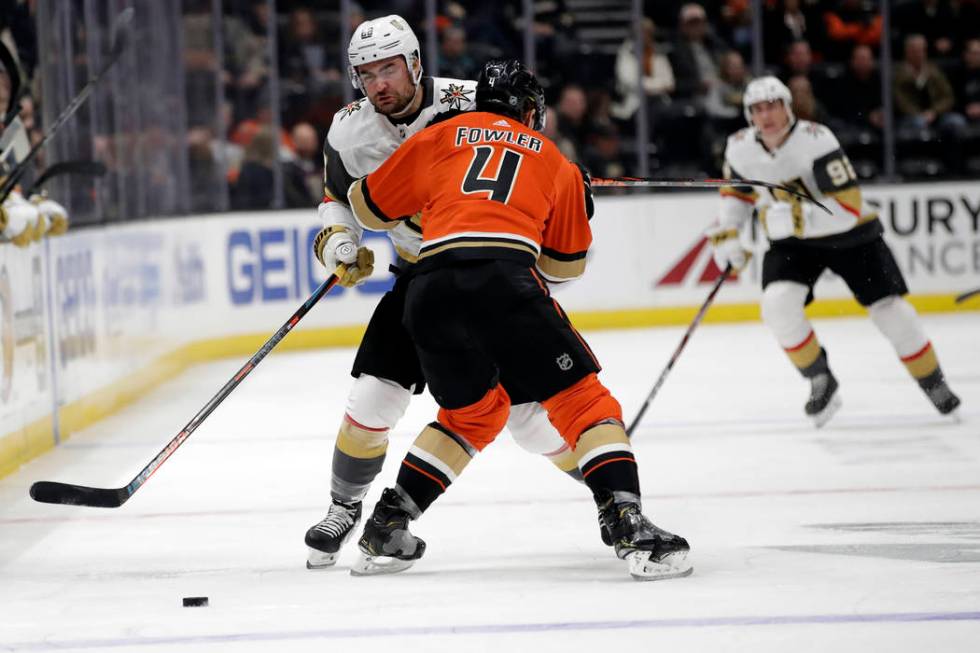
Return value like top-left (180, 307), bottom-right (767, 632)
top-left (347, 111), bottom-right (593, 281)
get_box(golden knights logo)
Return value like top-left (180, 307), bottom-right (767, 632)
top-left (338, 99), bottom-right (365, 121)
top-left (440, 84), bottom-right (474, 111)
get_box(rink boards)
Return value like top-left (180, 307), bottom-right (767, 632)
top-left (1, 180), bottom-right (978, 477)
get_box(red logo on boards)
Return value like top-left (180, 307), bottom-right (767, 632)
top-left (654, 236), bottom-right (732, 287)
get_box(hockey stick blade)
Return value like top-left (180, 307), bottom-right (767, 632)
top-left (29, 274), bottom-right (340, 508)
top-left (592, 176), bottom-right (832, 215)
top-left (30, 481), bottom-right (127, 508)
top-left (25, 160), bottom-right (107, 195)
top-left (955, 288), bottom-right (980, 304)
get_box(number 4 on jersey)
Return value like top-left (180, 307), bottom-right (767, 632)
top-left (461, 146), bottom-right (523, 204)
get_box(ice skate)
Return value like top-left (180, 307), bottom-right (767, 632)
top-left (305, 499), bottom-right (362, 569)
top-left (351, 488), bottom-right (426, 576)
top-left (598, 491), bottom-right (693, 582)
top-left (805, 371), bottom-right (840, 428)
top-left (918, 371), bottom-right (961, 418)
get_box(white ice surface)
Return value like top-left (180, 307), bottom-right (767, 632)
top-left (1, 314), bottom-right (979, 652)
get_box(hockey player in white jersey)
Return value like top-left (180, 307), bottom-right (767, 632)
top-left (304, 15), bottom-right (586, 569)
top-left (708, 76), bottom-right (961, 427)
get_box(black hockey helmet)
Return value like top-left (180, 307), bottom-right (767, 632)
top-left (475, 59), bottom-right (546, 131)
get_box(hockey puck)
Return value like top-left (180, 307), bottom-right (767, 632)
top-left (182, 596), bottom-right (209, 607)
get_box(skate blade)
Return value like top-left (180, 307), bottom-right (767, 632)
top-left (350, 553), bottom-right (416, 576)
top-left (626, 550), bottom-right (694, 582)
top-left (810, 393), bottom-right (842, 428)
top-left (306, 548), bottom-right (340, 570)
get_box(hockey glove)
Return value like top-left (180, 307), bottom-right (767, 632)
top-left (705, 224), bottom-right (751, 272)
top-left (1, 192), bottom-right (42, 247)
top-left (31, 194), bottom-right (69, 236)
top-left (335, 246), bottom-right (375, 288)
top-left (759, 201), bottom-right (810, 241)
top-left (313, 225), bottom-right (375, 287)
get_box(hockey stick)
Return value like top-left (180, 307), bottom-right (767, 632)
top-left (591, 176), bottom-right (832, 215)
top-left (24, 160), bottom-right (107, 195)
top-left (0, 8), bottom-right (132, 204)
top-left (30, 272), bottom-right (342, 508)
top-left (0, 40), bottom-right (23, 127)
top-left (626, 264), bottom-right (733, 437)
top-left (955, 288), bottom-right (980, 304)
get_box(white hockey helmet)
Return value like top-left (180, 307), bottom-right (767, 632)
top-left (742, 76), bottom-right (794, 125)
top-left (347, 15), bottom-right (422, 92)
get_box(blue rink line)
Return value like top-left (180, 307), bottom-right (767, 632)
top-left (6, 611), bottom-right (980, 651)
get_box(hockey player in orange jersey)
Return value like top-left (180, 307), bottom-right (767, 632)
top-left (346, 59), bottom-right (693, 582)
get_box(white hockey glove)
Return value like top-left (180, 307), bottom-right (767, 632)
top-left (313, 225), bottom-right (375, 287)
top-left (705, 224), bottom-right (751, 272)
top-left (31, 194), bottom-right (69, 236)
top-left (1, 191), bottom-right (42, 247)
top-left (759, 201), bottom-right (811, 241)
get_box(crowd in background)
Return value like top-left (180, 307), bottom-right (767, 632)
top-left (2, 0), bottom-right (980, 222)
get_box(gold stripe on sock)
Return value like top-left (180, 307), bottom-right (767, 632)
top-left (785, 332), bottom-right (821, 370)
top-left (336, 420), bottom-right (388, 459)
top-left (414, 425), bottom-right (473, 477)
top-left (902, 343), bottom-right (939, 379)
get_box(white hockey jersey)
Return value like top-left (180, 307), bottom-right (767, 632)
top-left (719, 120), bottom-right (880, 244)
top-left (321, 77), bottom-right (477, 262)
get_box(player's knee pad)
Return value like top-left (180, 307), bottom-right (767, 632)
top-left (507, 402), bottom-right (567, 455)
top-left (345, 374), bottom-right (412, 432)
top-left (437, 383), bottom-right (510, 451)
top-left (761, 281), bottom-right (812, 348)
top-left (868, 295), bottom-right (928, 357)
top-left (541, 373), bottom-right (623, 449)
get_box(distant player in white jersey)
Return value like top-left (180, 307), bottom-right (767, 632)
top-left (304, 15), bottom-right (586, 569)
top-left (708, 76), bottom-right (961, 427)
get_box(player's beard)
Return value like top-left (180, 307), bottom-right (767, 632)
top-left (371, 84), bottom-right (418, 117)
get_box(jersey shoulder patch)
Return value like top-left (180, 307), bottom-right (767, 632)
top-left (432, 77), bottom-right (477, 112)
top-left (793, 120), bottom-right (841, 157)
top-left (724, 128), bottom-right (761, 169)
top-left (328, 98), bottom-right (374, 151)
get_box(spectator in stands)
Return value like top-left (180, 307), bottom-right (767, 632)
top-left (895, 0), bottom-right (957, 57)
top-left (279, 8), bottom-right (342, 94)
top-left (669, 3), bottom-right (725, 102)
top-left (543, 106), bottom-right (577, 160)
top-left (289, 121), bottom-right (323, 202)
top-left (823, 0), bottom-right (882, 61)
top-left (555, 85), bottom-right (589, 160)
top-left (788, 75), bottom-right (830, 123)
top-left (582, 123), bottom-right (627, 179)
top-left (187, 126), bottom-right (224, 213)
top-left (610, 18), bottom-right (675, 123)
top-left (895, 34), bottom-right (965, 132)
top-left (828, 44), bottom-right (883, 130)
top-left (706, 51), bottom-right (748, 130)
top-left (763, 0), bottom-right (823, 63)
top-left (439, 25), bottom-right (479, 81)
top-left (231, 127), bottom-right (276, 210)
top-left (781, 40), bottom-right (814, 82)
top-left (896, 33), bottom-right (967, 173)
top-left (958, 38), bottom-right (980, 123)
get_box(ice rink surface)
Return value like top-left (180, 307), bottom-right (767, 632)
top-left (1, 313), bottom-right (979, 652)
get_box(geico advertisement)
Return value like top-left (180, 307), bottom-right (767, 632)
top-left (0, 244), bottom-right (51, 424)
top-left (223, 221), bottom-right (396, 310)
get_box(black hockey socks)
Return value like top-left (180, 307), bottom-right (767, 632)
top-left (576, 423), bottom-right (640, 498)
top-left (394, 423), bottom-right (476, 515)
